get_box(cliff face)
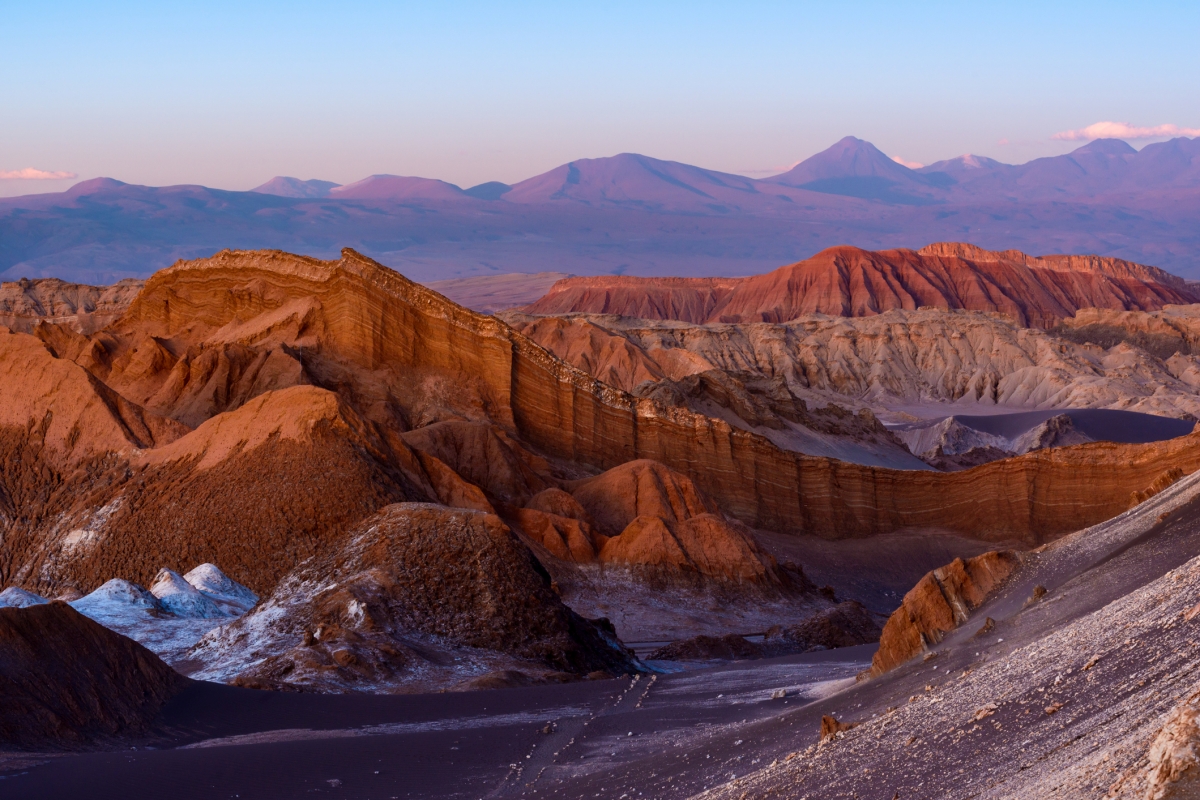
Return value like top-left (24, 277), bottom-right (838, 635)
top-left (6, 247), bottom-right (1200, 611)
top-left (503, 307), bottom-right (1200, 436)
top-left (522, 243), bottom-right (1196, 327)
top-left (0, 278), bottom-right (143, 334)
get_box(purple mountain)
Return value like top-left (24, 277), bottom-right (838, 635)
top-left (764, 136), bottom-right (941, 204)
top-left (328, 175), bottom-right (469, 201)
top-left (503, 152), bottom-right (805, 211)
top-left (2, 136), bottom-right (1198, 284)
top-left (252, 177), bottom-right (341, 198)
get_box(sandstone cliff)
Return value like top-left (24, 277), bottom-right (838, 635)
top-left (7, 247), bottom-right (1200, 613)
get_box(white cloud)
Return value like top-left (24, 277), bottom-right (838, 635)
top-left (1052, 121), bottom-right (1200, 141)
top-left (0, 168), bottom-right (78, 180)
top-left (890, 155), bottom-right (924, 169)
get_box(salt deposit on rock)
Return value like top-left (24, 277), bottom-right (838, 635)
top-left (0, 587), bottom-right (49, 608)
top-left (70, 578), bottom-right (164, 622)
top-left (183, 563), bottom-right (259, 613)
top-left (48, 566), bottom-right (259, 668)
top-left (149, 568), bottom-right (227, 618)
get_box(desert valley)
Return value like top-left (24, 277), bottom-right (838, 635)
top-left (4, 234), bottom-right (1200, 797)
top-left (5, 4), bottom-right (1200, 797)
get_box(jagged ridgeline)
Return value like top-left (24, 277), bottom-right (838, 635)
top-left (3, 245), bottom-right (1200, 602)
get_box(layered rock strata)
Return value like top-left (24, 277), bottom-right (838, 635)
top-left (869, 551), bottom-right (1022, 676)
top-left (7, 247), bottom-right (1200, 616)
top-left (523, 242), bottom-right (1195, 327)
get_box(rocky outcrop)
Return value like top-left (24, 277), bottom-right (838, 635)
top-left (188, 503), bottom-right (637, 692)
top-left (0, 277), bottom-right (142, 334)
top-left (0, 602), bottom-right (188, 748)
top-left (502, 307), bottom-right (1200, 421)
top-left (764, 601), bottom-right (883, 653)
top-left (1058, 304), bottom-right (1200, 361)
top-left (1131, 468), bottom-right (1188, 508)
top-left (522, 243), bottom-right (1196, 328)
top-left (1138, 689), bottom-right (1200, 799)
top-left (648, 633), bottom-right (762, 661)
top-left (869, 551), bottom-right (1021, 676)
top-left (566, 460), bottom-right (782, 583)
top-left (7, 247), bottom-right (1200, 612)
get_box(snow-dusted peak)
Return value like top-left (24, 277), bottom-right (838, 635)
top-left (184, 563), bottom-right (258, 614)
top-left (150, 568), bottom-right (226, 619)
top-left (0, 587), bottom-right (50, 608)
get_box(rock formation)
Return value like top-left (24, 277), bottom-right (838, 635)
top-left (648, 633), bottom-right (763, 661)
top-left (523, 243), bottom-right (1196, 327)
top-left (188, 503), bottom-right (637, 692)
top-left (763, 600), bottom-right (883, 653)
top-left (869, 551), bottom-right (1022, 676)
top-left (0, 602), bottom-right (188, 748)
top-left (501, 307), bottom-right (1200, 421)
top-left (1136, 689), bottom-right (1200, 799)
top-left (6, 246), bottom-right (1200, 621)
top-left (0, 277), bottom-right (143, 334)
top-left (1058, 303), bottom-right (1200, 360)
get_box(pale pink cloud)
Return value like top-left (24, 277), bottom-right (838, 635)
top-left (1052, 121), bottom-right (1200, 141)
top-left (890, 155), bottom-right (924, 169)
top-left (0, 167), bottom-right (78, 180)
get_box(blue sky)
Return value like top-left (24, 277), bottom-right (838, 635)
top-left (2, 1), bottom-right (1198, 195)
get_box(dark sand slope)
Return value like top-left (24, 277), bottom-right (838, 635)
top-left (0, 648), bottom-right (873, 799)
top-left (0, 603), bottom-right (188, 749)
top-left (692, 469), bottom-right (1200, 799)
top-left (11, 471), bottom-right (1200, 798)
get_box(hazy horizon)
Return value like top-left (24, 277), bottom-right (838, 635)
top-left (4, 1), bottom-right (1199, 197)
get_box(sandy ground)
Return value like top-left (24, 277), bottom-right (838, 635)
top-left (0, 646), bottom-right (873, 799)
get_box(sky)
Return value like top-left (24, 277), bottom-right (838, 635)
top-left (2, 1), bottom-right (1199, 197)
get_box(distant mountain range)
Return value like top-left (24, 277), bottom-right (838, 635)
top-left (2, 136), bottom-right (1198, 284)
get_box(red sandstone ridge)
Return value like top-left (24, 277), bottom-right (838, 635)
top-left (0, 602), bottom-right (188, 748)
top-left (869, 551), bottom-right (1022, 677)
top-left (7, 246), bottom-right (1200, 613)
top-left (522, 243), bottom-right (1195, 327)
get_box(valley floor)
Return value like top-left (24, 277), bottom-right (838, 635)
top-left (0, 647), bottom-right (873, 800)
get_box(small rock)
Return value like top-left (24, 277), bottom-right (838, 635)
top-left (1024, 585), bottom-right (1047, 607)
top-left (972, 703), bottom-right (998, 722)
top-left (771, 688), bottom-right (787, 699)
top-left (1045, 702), bottom-right (1064, 715)
top-left (819, 714), bottom-right (857, 744)
top-left (973, 617), bottom-right (996, 638)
